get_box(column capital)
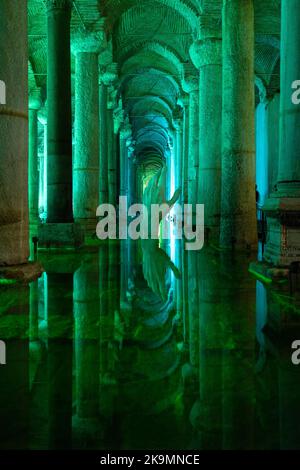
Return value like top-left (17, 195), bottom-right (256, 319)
top-left (120, 118), bottom-right (132, 140)
top-left (72, 24), bottom-right (106, 55)
top-left (38, 104), bottom-right (47, 125)
top-left (113, 102), bottom-right (125, 133)
top-left (190, 37), bottom-right (222, 69)
top-left (173, 105), bottom-right (184, 131)
top-left (181, 63), bottom-right (199, 94)
top-left (45, 0), bottom-right (72, 13)
top-left (100, 62), bottom-right (118, 87)
top-left (255, 76), bottom-right (271, 105)
top-left (29, 88), bottom-right (42, 110)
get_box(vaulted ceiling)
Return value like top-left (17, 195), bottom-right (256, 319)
top-left (28, 0), bottom-right (281, 164)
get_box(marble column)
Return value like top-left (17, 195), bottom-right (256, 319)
top-left (0, 0), bottom-right (29, 265)
top-left (29, 90), bottom-right (42, 226)
top-left (190, 18), bottom-right (222, 244)
top-left (39, 0), bottom-right (83, 247)
top-left (38, 110), bottom-right (48, 221)
top-left (102, 65), bottom-right (118, 207)
top-left (120, 121), bottom-right (132, 305)
top-left (263, 0), bottom-right (300, 266)
top-left (220, 0), bottom-right (257, 251)
top-left (99, 80), bottom-right (109, 205)
top-left (46, 0), bottom-right (72, 223)
top-left (182, 67), bottom-right (199, 212)
top-left (72, 32), bottom-right (104, 234)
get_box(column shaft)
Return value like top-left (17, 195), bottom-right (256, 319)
top-left (262, 0), bottom-right (300, 266)
top-left (46, 0), bottom-right (73, 223)
top-left (29, 108), bottom-right (39, 225)
top-left (220, 0), bottom-right (257, 250)
top-left (188, 89), bottom-right (199, 208)
top-left (0, 0), bottom-right (29, 265)
top-left (73, 51), bottom-right (100, 231)
top-left (191, 31), bottom-right (222, 243)
top-left (278, 0), bottom-right (300, 183)
top-left (99, 83), bottom-right (108, 205)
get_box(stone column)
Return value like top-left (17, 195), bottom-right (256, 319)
top-left (119, 121), bottom-right (131, 305)
top-left (182, 94), bottom-right (190, 206)
top-left (39, 0), bottom-right (83, 247)
top-left (38, 109), bottom-right (48, 221)
top-left (72, 31), bottom-right (105, 234)
top-left (263, 0), bottom-right (300, 266)
top-left (182, 66), bottom-right (199, 212)
top-left (102, 65), bottom-right (118, 206)
top-left (99, 79), bottom-right (109, 205)
top-left (29, 90), bottom-right (42, 226)
top-left (0, 0), bottom-right (29, 265)
top-left (190, 17), bottom-right (222, 244)
top-left (220, 0), bottom-right (257, 251)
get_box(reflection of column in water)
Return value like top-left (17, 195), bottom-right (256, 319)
top-left (99, 244), bottom-right (118, 429)
top-left (254, 282), bottom-right (280, 449)
top-left (108, 242), bottom-right (120, 318)
top-left (30, 280), bottom-right (39, 341)
top-left (73, 255), bottom-right (99, 422)
top-left (266, 287), bottom-right (300, 449)
top-left (220, 253), bottom-right (256, 449)
top-left (187, 250), bottom-right (199, 369)
top-left (47, 273), bottom-right (73, 449)
top-left (0, 285), bottom-right (29, 449)
top-left (197, 250), bottom-right (223, 449)
top-left (99, 245), bottom-right (109, 375)
top-left (181, 246), bottom-right (189, 348)
top-left (175, 239), bottom-right (183, 319)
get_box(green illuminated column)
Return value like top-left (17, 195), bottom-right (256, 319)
top-left (99, 79), bottom-right (108, 205)
top-left (182, 94), bottom-right (190, 206)
top-left (173, 117), bottom-right (183, 318)
top-left (46, 0), bottom-right (73, 223)
top-left (190, 18), bottom-right (222, 243)
top-left (72, 32), bottom-right (106, 234)
top-left (181, 95), bottom-right (190, 346)
top-left (182, 66), bottom-right (199, 211)
top-left (0, 0), bottom-right (29, 265)
top-left (38, 109), bottom-right (48, 220)
top-left (263, 0), bottom-right (300, 266)
top-left (100, 64), bottom-right (119, 207)
top-left (29, 90), bottom-right (42, 226)
top-left (220, 0), bottom-right (257, 250)
top-left (120, 121), bottom-right (132, 305)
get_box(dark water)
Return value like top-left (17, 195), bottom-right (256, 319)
top-left (0, 240), bottom-right (300, 450)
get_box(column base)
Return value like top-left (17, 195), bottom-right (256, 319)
top-left (75, 218), bottom-right (97, 237)
top-left (38, 223), bottom-right (84, 249)
top-left (263, 194), bottom-right (300, 267)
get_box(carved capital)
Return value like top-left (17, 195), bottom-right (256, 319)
top-left (120, 118), bottom-right (132, 140)
top-left (29, 88), bottom-right (42, 110)
top-left (181, 63), bottom-right (199, 93)
top-left (72, 22), bottom-right (106, 55)
top-left (190, 38), bottom-right (222, 69)
top-left (100, 62), bottom-right (118, 87)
